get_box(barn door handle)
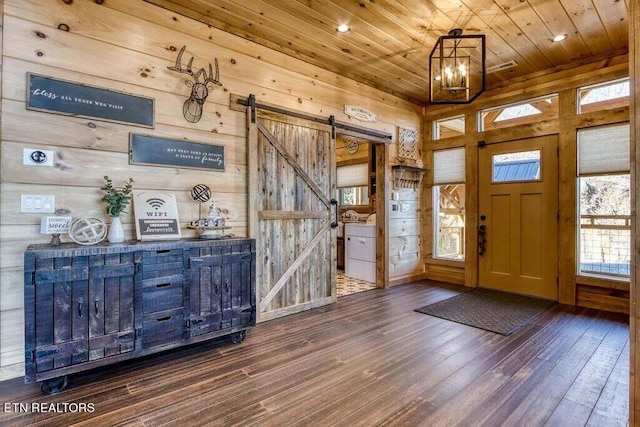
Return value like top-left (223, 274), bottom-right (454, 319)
top-left (330, 199), bottom-right (338, 229)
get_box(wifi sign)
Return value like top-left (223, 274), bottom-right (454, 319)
top-left (146, 198), bottom-right (166, 210)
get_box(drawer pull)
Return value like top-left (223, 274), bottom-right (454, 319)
top-left (156, 283), bottom-right (171, 288)
top-left (156, 249), bottom-right (171, 254)
top-left (156, 316), bottom-right (172, 322)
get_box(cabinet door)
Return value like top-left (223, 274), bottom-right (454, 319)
top-left (222, 250), bottom-right (255, 328)
top-left (26, 255), bottom-right (90, 378)
top-left (188, 247), bottom-right (223, 336)
top-left (88, 253), bottom-right (136, 360)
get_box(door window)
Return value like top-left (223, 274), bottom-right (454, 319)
top-left (492, 150), bottom-right (541, 182)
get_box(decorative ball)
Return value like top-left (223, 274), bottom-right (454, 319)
top-left (191, 184), bottom-right (212, 203)
top-left (68, 217), bottom-right (107, 245)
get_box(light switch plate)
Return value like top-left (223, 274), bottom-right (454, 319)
top-left (23, 148), bottom-right (54, 167)
top-left (21, 195), bottom-right (55, 213)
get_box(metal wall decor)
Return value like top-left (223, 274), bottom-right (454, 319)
top-left (398, 127), bottom-right (419, 161)
top-left (167, 45), bottom-right (222, 123)
top-left (346, 139), bottom-right (359, 155)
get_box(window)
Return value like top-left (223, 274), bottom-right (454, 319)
top-left (492, 150), bottom-right (541, 183)
top-left (578, 78), bottom-right (629, 114)
top-left (339, 186), bottom-right (369, 206)
top-left (479, 94), bottom-right (559, 131)
top-left (433, 115), bottom-right (465, 140)
top-left (577, 124), bottom-right (630, 279)
top-left (337, 163), bottom-right (369, 206)
top-left (433, 148), bottom-right (465, 260)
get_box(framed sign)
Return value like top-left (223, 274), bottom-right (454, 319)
top-left (27, 73), bottom-right (154, 128)
top-left (130, 134), bottom-right (225, 171)
top-left (133, 192), bottom-right (181, 241)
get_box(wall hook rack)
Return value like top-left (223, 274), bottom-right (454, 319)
top-left (392, 165), bottom-right (427, 190)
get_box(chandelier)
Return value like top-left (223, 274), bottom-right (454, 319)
top-left (429, 29), bottom-right (486, 104)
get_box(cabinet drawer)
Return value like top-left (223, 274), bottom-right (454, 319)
top-left (142, 308), bottom-right (184, 348)
top-left (136, 249), bottom-right (185, 279)
top-left (142, 279), bottom-right (184, 313)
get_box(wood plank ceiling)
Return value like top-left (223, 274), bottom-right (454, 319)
top-left (145, 0), bottom-right (630, 106)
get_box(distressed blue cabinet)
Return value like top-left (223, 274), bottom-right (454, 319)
top-left (24, 238), bottom-right (255, 394)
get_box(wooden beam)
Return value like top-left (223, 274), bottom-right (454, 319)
top-left (557, 89), bottom-right (577, 305)
top-left (464, 112), bottom-right (478, 288)
top-left (630, 0), bottom-right (639, 421)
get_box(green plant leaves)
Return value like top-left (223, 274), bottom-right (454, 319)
top-left (101, 176), bottom-right (134, 217)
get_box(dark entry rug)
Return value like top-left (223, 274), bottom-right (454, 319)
top-left (414, 288), bottom-right (555, 336)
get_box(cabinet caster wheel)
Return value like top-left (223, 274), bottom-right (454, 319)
top-left (40, 376), bottom-right (68, 395)
top-left (230, 330), bottom-right (246, 344)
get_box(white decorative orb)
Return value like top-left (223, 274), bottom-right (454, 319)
top-left (68, 217), bottom-right (107, 245)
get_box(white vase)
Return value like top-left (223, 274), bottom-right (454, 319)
top-left (108, 216), bottom-right (125, 243)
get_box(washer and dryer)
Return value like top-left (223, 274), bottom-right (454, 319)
top-left (344, 222), bottom-right (376, 283)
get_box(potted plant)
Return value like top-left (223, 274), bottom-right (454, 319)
top-left (101, 176), bottom-right (134, 243)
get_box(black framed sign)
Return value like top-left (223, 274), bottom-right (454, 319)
top-left (129, 134), bottom-right (225, 171)
top-left (27, 73), bottom-right (154, 128)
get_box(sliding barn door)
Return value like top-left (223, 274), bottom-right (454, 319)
top-left (248, 108), bottom-right (337, 322)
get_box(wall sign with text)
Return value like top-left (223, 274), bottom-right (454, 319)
top-left (27, 73), bottom-right (154, 128)
top-left (129, 134), bottom-right (225, 171)
top-left (344, 105), bottom-right (377, 123)
top-left (133, 192), bottom-right (181, 241)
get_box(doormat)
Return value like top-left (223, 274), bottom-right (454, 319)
top-left (414, 288), bottom-right (555, 336)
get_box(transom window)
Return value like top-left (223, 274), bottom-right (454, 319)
top-left (479, 95), bottom-right (559, 132)
top-left (578, 78), bottom-right (629, 114)
top-left (433, 115), bottom-right (465, 140)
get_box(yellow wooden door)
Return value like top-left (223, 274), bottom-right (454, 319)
top-left (478, 135), bottom-right (558, 300)
top-left (248, 108), bottom-right (337, 322)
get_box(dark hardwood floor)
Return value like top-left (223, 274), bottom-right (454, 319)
top-left (0, 280), bottom-right (629, 426)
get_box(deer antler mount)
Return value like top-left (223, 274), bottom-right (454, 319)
top-left (167, 45), bottom-right (222, 123)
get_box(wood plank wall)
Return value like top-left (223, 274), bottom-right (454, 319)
top-left (0, 0), bottom-right (421, 381)
top-left (423, 55), bottom-right (630, 310)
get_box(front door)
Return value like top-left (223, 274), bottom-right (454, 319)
top-left (248, 107), bottom-right (337, 322)
top-left (478, 135), bottom-right (558, 300)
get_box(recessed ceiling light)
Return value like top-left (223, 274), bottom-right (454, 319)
top-left (552, 34), bottom-right (567, 42)
top-left (336, 24), bottom-right (350, 33)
